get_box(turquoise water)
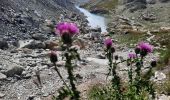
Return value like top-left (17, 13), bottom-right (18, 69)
top-left (76, 6), bottom-right (107, 32)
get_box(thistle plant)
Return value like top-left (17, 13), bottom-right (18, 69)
top-left (102, 39), bottom-right (156, 100)
top-left (125, 42), bottom-right (156, 99)
top-left (49, 51), bottom-right (70, 92)
top-left (50, 22), bottom-right (80, 100)
top-left (49, 24), bottom-right (157, 100)
top-left (104, 38), bottom-right (122, 100)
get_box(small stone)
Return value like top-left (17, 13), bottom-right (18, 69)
top-left (0, 92), bottom-right (5, 98)
top-left (154, 71), bottom-right (166, 81)
top-left (96, 54), bottom-right (106, 59)
top-left (86, 57), bottom-right (108, 65)
top-left (76, 74), bottom-right (83, 79)
top-left (0, 73), bottom-right (7, 80)
top-left (56, 61), bottom-right (65, 67)
top-left (158, 94), bottom-right (170, 100)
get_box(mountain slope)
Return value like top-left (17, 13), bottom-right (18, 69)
top-left (0, 0), bottom-right (76, 42)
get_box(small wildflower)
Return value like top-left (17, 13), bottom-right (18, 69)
top-left (104, 38), bottom-right (113, 49)
top-left (128, 53), bottom-right (136, 59)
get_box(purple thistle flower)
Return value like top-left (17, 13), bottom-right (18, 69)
top-left (128, 53), bottom-right (136, 59)
top-left (69, 23), bottom-right (79, 35)
top-left (56, 22), bottom-right (79, 36)
top-left (104, 38), bottom-right (113, 48)
top-left (137, 42), bottom-right (153, 53)
top-left (56, 22), bottom-right (69, 35)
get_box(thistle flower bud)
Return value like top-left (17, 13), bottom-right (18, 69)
top-left (151, 60), bottom-right (157, 67)
top-left (62, 32), bottom-right (72, 45)
top-left (115, 55), bottom-right (119, 60)
top-left (111, 47), bottom-right (115, 53)
top-left (140, 50), bottom-right (147, 57)
top-left (50, 51), bottom-right (58, 63)
top-left (135, 48), bottom-right (141, 54)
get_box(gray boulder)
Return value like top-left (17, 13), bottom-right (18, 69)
top-left (3, 66), bottom-right (24, 77)
top-left (23, 41), bottom-right (46, 49)
top-left (146, 0), bottom-right (157, 4)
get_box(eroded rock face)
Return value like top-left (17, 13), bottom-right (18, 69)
top-left (125, 0), bottom-right (147, 12)
top-left (0, 0), bottom-right (76, 43)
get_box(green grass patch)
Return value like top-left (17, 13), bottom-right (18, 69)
top-left (87, 84), bottom-right (116, 100)
top-left (113, 32), bottom-right (147, 48)
top-left (153, 32), bottom-right (170, 69)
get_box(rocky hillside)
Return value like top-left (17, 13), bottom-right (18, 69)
top-left (0, 0), bottom-right (77, 44)
top-left (80, 0), bottom-right (118, 14)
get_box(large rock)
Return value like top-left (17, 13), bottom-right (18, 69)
top-left (45, 40), bottom-right (59, 50)
top-left (90, 9), bottom-right (109, 14)
top-left (142, 13), bottom-right (156, 21)
top-left (32, 33), bottom-right (48, 41)
top-left (3, 66), bottom-right (24, 77)
top-left (23, 41), bottom-right (46, 49)
top-left (146, 0), bottom-right (157, 4)
top-left (90, 32), bottom-right (101, 40)
top-left (91, 27), bottom-right (102, 32)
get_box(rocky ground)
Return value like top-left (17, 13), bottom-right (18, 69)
top-left (0, 31), bottom-right (162, 100)
top-left (0, 0), bottom-right (170, 100)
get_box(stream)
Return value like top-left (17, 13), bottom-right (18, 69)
top-left (75, 6), bottom-right (108, 32)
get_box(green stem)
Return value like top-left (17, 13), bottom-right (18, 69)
top-left (65, 51), bottom-right (80, 100)
top-left (53, 63), bottom-right (71, 92)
